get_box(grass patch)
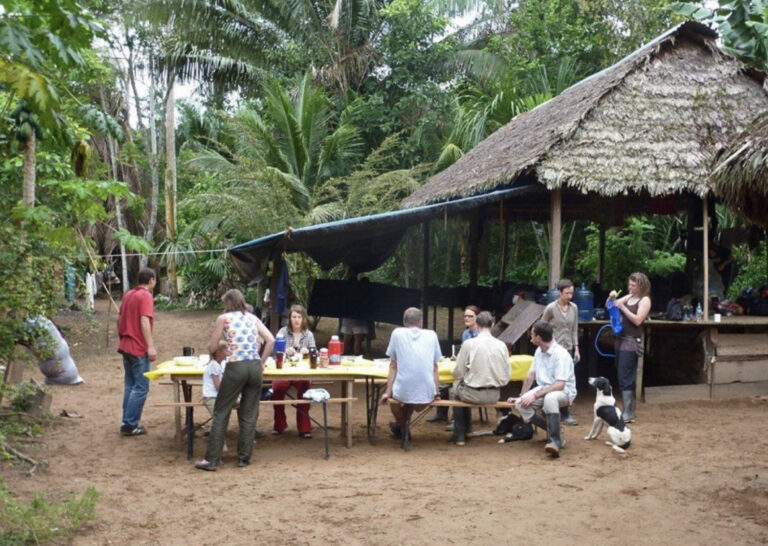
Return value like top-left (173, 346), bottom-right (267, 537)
top-left (0, 479), bottom-right (98, 545)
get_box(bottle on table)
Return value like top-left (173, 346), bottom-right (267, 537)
top-left (695, 302), bottom-right (703, 322)
top-left (328, 335), bottom-right (342, 365)
top-left (319, 348), bottom-right (329, 367)
top-left (274, 334), bottom-right (286, 369)
top-left (309, 346), bottom-right (318, 369)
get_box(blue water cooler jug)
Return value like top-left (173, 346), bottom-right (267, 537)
top-left (574, 283), bottom-right (594, 321)
top-left (545, 284), bottom-right (560, 304)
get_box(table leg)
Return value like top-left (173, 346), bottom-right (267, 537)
top-left (342, 380), bottom-right (353, 448)
top-left (172, 378), bottom-right (182, 447)
top-left (322, 402), bottom-right (329, 459)
top-left (367, 378), bottom-right (381, 445)
top-left (181, 381), bottom-right (194, 459)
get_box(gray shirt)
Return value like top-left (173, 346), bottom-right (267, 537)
top-left (386, 327), bottom-right (442, 404)
top-left (541, 301), bottom-right (578, 351)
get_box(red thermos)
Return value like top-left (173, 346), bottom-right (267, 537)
top-left (328, 335), bottom-right (342, 365)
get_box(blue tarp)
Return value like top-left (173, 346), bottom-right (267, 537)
top-left (228, 185), bottom-right (536, 280)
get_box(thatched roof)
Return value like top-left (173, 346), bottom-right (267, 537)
top-left (711, 112), bottom-right (768, 227)
top-left (402, 22), bottom-right (768, 209)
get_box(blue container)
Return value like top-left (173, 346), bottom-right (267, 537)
top-left (574, 283), bottom-right (594, 322)
top-left (274, 335), bottom-right (286, 354)
top-left (606, 300), bottom-right (623, 334)
top-left (545, 284), bottom-right (560, 304)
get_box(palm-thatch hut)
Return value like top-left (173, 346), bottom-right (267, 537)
top-left (711, 111), bottom-right (768, 227)
top-left (401, 21), bottom-right (768, 308)
top-left (404, 21), bottom-right (767, 207)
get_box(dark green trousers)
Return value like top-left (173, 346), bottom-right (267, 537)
top-left (205, 359), bottom-right (262, 464)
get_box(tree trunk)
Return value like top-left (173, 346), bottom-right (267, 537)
top-left (164, 74), bottom-right (178, 299)
top-left (100, 88), bottom-right (130, 293)
top-left (124, 24), bottom-right (145, 131)
top-left (144, 61), bottom-right (160, 254)
top-left (22, 132), bottom-right (36, 207)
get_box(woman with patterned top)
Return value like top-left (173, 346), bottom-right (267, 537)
top-left (195, 289), bottom-right (274, 471)
top-left (270, 304), bottom-right (317, 438)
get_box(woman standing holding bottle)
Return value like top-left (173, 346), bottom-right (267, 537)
top-left (606, 272), bottom-right (651, 423)
top-left (271, 304), bottom-right (316, 438)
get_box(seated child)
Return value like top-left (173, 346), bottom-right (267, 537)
top-left (202, 340), bottom-right (228, 450)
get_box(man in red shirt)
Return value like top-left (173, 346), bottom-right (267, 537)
top-left (117, 268), bottom-right (157, 436)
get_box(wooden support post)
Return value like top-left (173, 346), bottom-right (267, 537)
top-left (269, 251), bottom-right (281, 333)
top-left (598, 224), bottom-right (606, 286)
top-left (422, 221), bottom-right (430, 328)
top-left (469, 211), bottom-right (480, 303)
top-left (498, 201), bottom-right (507, 284)
top-left (549, 188), bottom-right (562, 288)
top-left (703, 195), bottom-right (709, 319)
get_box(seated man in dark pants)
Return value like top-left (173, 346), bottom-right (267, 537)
top-left (450, 311), bottom-right (510, 446)
top-left (379, 307), bottom-right (442, 440)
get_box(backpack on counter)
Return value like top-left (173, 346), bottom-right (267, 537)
top-left (665, 298), bottom-right (683, 321)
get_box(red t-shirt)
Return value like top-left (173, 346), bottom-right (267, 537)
top-left (117, 286), bottom-right (154, 357)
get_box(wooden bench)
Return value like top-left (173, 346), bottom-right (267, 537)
top-left (154, 398), bottom-right (357, 460)
top-left (388, 399), bottom-right (517, 451)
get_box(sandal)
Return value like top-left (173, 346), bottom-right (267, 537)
top-left (194, 459), bottom-right (218, 471)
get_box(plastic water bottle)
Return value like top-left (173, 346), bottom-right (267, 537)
top-left (695, 302), bottom-right (703, 322)
top-left (328, 335), bottom-right (342, 365)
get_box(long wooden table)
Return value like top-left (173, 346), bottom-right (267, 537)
top-left (145, 354), bottom-right (534, 450)
top-left (145, 358), bottom-right (389, 449)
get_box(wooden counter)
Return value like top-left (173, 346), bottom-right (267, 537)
top-left (579, 316), bottom-right (768, 402)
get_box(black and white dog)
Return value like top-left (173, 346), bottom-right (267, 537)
top-left (584, 377), bottom-right (631, 453)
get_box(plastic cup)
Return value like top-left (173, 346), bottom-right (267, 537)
top-left (275, 352), bottom-right (284, 369)
top-left (714, 313), bottom-right (722, 323)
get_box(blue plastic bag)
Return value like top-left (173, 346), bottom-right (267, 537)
top-left (606, 300), bottom-right (623, 335)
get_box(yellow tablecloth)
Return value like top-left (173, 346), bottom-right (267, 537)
top-left (144, 354), bottom-right (533, 383)
top-left (437, 354), bottom-right (532, 383)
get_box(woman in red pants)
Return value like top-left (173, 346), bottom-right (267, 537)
top-left (271, 305), bottom-right (316, 438)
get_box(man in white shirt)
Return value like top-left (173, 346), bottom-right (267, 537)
top-left (450, 311), bottom-right (509, 446)
top-left (380, 307), bottom-right (442, 440)
top-left (508, 321), bottom-right (576, 458)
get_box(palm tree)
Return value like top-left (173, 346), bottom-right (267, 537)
top-left (186, 72), bottom-right (363, 228)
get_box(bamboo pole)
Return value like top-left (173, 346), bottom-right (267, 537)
top-left (703, 195), bottom-right (709, 319)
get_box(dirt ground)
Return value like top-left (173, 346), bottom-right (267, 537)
top-left (3, 298), bottom-right (768, 545)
